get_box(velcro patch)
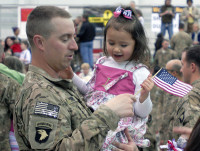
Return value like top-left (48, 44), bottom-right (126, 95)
top-left (34, 102), bottom-right (60, 119)
top-left (35, 122), bottom-right (53, 144)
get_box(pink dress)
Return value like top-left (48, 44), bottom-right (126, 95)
top-left (85, 57), bottom-right (150, 150)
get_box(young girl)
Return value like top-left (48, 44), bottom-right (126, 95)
top-left (61, 6), bottom-right (154, 150)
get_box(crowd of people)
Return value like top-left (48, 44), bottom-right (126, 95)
top-left (0, 1), bottom-right (200, 151)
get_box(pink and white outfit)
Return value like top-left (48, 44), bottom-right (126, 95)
top-left (73, 56), bottom-right (152, 150)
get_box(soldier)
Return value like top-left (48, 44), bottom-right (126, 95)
top-left (0, 45), bottom-right (21, 150)
top-left (154, 39), bottom-right (177, 70)
top-left (14, 6), bottom-right (137, 151)
top-left (159, 59), bottom-right (183, 144)
top-left (172, 46), bottom-right (200, 141)
top-left (170, 23), bottom-right (193, 59)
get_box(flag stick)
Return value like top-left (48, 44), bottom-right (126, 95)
top-left (133, 68), bottom-right (163, 97)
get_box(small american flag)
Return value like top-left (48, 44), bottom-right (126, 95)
top-left (152, 68), bottom-right (193, 97)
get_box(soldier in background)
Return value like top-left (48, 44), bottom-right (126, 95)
top-left (159, 59), bottom-right (183, 144)
top-left (0, 45), bottom-right (21, 151)
top-left (14, 6), bottom-right (137, 150)
top-left (154, 39), bottom-right (177, 71)
top-left (171, 46), bottom-right (200, 143)
top-left (170, 23), bottom-right (193, 59)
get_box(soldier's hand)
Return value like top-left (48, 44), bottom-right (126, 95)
top-left (105, 94), bottom-right (135, 118)
top-left (173, 127), bottom-right (192, 139)
top-left (59, 66), bottom-right (74, 79)
top-left (112, 128), bottom-right (138, 151)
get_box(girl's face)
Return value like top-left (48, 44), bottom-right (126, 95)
top-left (106, 27), bottom-right (135, 62)
top-left (6, 38), bottom-right (13, 47)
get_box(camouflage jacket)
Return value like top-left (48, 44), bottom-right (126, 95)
top-left (14, 65), bottom-right (120, 151)
top-left (0, 73), bottom-right (21, 151)
top-left (170, 31), bottom-right (193, 59)
top-left (154, 48), bottom-right (177, 69)
top-left (173, 79), bottom-right (200, 128)
top-left (159, 93), bottom-right (179, 142)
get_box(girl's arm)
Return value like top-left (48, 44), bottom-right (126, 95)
top-left (72, 73), bottom-right (89, 95)
top-left (133, 67), bottom-right (153, 118)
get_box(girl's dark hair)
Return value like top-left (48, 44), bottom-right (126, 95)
top-left (103, 6), bottom-right (150, 67)
top-left (4, 36), bottom-right (13, 52)
top-left (185, 117), bottom-right (200, 151)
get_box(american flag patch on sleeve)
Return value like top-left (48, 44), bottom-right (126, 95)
top-left (34, 102), bottom-right (60, 119)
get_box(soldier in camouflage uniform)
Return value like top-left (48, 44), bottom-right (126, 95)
top-left (170, 23), bottom-right (193, 59)
top-left (154, 39), bottom-right (177, 70)
top-left (0, 73), bottom-right (21, 151)
top-left (0, 45), bottom-right (21, 151)
top-left (170, 46), bottom-right (200, 141)
top-left (159, 59), bottom-right (182, 144)
top-left (14, 6), bottom-right (137, 151)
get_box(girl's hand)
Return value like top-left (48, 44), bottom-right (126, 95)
top-left (139, 74), bottom-right (154, 103)
top-left (58, 66), bottom-right (74, 79)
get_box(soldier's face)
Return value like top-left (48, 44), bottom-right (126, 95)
top-left (43, 17), bottom-right (78, 72)
top-left (180, 52), bottom-right (192, 84)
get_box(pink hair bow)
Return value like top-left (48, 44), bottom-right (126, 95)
top-left (113, 6), bottom-right (132, 19)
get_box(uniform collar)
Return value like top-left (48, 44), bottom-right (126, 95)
top-left (28, 65), bottom-right (73, 90)
top-left (191, 79), bottom-right (200, 87)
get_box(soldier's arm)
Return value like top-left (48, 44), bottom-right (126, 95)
top-left (24, 89), bottom-right (120, 150)
top-left (174, 96), bottom-right (199, 129)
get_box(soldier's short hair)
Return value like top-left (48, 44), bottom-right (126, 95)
top-left (184, 46), bottom-right (200, 69)
top-left (26, 6), bottom-right (71, 48)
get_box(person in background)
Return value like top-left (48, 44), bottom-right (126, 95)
top-left (4, 56), bottom-right (25, 74)
top-left (170, 46), bottom-right (200, 146)
top-left (19, 40), bottom-right (31, 72)
top-left (154, 33), bottom-right (164, 58)
top-left (14, 6), bottom-right (137, 150)
top-left (180, 0), bottom-right (199, 34)
top-left (159, 0), bottom-right (175, 40)
top-left (136, 9), bottom-right (144, 26)
top-left (0, 45), bottom-right (21, 151)
top-left (159, 59), bottom-right (183, 145)
top-left (65, 6), bottom-right (154, 150)
top-left (4, 56), bottom-right (25, 151)
top-left (154, 39), bottom-right (177, 70)
top-left (77, 14), bottom-right (96, 69)
top-left (11, 27), bottom-right (22, 58)
top-left (170, 22), bottom-right (193, 59)
top-left (78, 63), bottom-right (92, 82)
top-left (4, 36), bottom-right (14, 56)
top-left (191, 23), bottom-right (200, 45)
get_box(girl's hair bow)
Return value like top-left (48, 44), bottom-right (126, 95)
top-left (113, 6), bottom-right (132, 20)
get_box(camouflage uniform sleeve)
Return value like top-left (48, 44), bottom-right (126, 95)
top-left (23, 87), bottom-right (120, 151)
top-left (174, 94), bottom-right (200, 128)
top-left (0, 75), bottom-right (20, 151)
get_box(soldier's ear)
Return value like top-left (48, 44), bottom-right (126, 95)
top-left (33, 35), bottom-right (45, 52)
top-left (190, 62), bottom-right (196, 73)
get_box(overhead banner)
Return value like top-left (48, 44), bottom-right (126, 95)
top-left (151, 6), bottom-right (184, 33)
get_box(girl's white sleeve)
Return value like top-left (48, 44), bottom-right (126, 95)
top-left (72, 73), bottom-right (89, 95)
top-left (133, 67), bottom-right (152, 118)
